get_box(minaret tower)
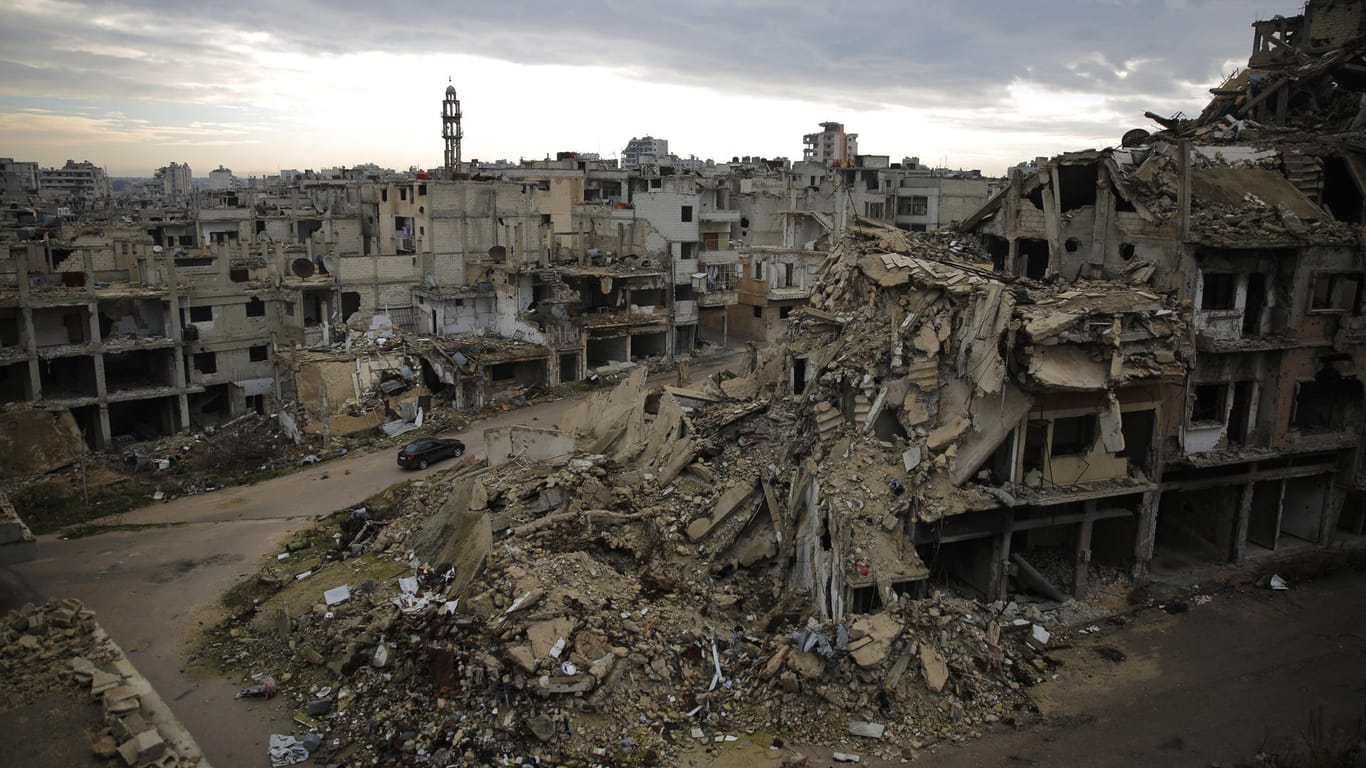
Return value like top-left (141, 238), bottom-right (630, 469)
top-left (442, 79), bottom-right (463, 176)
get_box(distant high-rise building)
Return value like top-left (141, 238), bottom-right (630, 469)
top-left (443, 81), bottom-right (463, 176)
top-left (802, 122), bottom-right (858, 167)
top-left (154, 162), bottom-right (193, 199)
top-left (38, 159), bottom-right (111, 204)
top-left (621, 136), bottom-right (669, 169)
top-left (0, 157), bottom-right (39, 204)
top-left (206, 165), bottom-right (236, 191)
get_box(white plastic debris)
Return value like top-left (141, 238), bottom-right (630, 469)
top-left (1270, 574), bottom-right (1289, 590)
top-left (323, 585), bottom-right (350, 606)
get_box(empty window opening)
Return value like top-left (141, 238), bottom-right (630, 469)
top-left (1192, 383), bottom-right (1227, 423)
top-left (229, 269), bottom-right (249, 283)
top-left (340, 292), bottom-right (361, 321)
top-left (1057, 164), bottom-right (1098, 212)
top-left (985, 236), bottom-right (1009, 271)
top-left (1227, 381), bottom-right (1255, 446)
top-left (1320, 155), bottom-right (1363, 223)
top-left (1293, 368), bottom-right (1365, 430)
top-left (864, 202), bottom-right (883, 218)
top-left (245, 297), bottom-right (266, 317)
top-left (188, 305), bottom-right (212, 323)
top-left (1118, 409), bottom-right (1156, 472)
top-left (1310, 273), bottom-right (1362, 312)
top-left (779, 305), bottom-right (792, 319)
top-left (1019, 239), bottom-right (1049, 279)
top-left (1243, 273), bottom-right (1267, 334)
top-left (1051, 415), bottom-right (1096, 456)
top-left (753, 305), bottom-right (763, 318)
top-left (297, 219), bottom-right (322, 243)
top-left (193, 352), bottom-right (217, 374)
top-left (850, 584), bottom-right (883, 614)
top-left (249, 345), bottom-right (269, 362)
top-left (681, 205), bottom-right (693, 222)
top-left (1064, 238), bottom-right (1080, 253)
top-left (1120, 243), bottom-right (1136, 261)
top-left (1022, 421), bottom-right (1049, 474)
top-left (63, 312), bottom-right (86, 343)
top-left (1201, 273), bottom-right (1237, 311)
top-left (862, 170), bottom-right (878, 191)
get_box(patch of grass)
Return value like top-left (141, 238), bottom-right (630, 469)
top-left (10, 478), bottom-right (149, 535)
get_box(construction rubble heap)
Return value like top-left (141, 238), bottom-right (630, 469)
top-left (2, 598), bottom-right (209, 767)
top-left (199, 221), bottom-right (1186, 766)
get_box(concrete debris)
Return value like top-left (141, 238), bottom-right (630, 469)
top-left (1, 598), bottom-right (208, 767)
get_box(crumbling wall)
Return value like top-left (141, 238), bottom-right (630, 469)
top-left (0, 406), bottom-right (83, 476)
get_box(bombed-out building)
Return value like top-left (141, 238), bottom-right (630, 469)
top-left (958, 0), bottom-right (1366, 580)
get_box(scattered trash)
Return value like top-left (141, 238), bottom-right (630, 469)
top-left (1269, 574), bottom-right (1289, 591)
top-left (268, 734), bottom-right (309, 766)
top-left (322, 585), bottom-right (350, 606)
top-left (235, 676), bottom-right (277, 700)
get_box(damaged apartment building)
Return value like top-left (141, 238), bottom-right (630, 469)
top-left (956, 0), bottom-right (1366, 583)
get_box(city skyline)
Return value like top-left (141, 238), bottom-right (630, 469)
top-left (1, 0), bottom-right (1258, 177)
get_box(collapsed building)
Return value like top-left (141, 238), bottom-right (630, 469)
top-left (959, 0), bottom-right (1366, 568)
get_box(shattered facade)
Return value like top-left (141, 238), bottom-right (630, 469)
top-left (961, 0), bottom-right (1366, 570)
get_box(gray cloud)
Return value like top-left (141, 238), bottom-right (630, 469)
top-left (0, 0), bottom-right (1267, 168)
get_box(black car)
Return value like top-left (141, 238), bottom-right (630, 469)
top-left (397, 438), bottom-right (465, 469)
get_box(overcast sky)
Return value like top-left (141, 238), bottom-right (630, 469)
top-left (0, 0), bottom-right (1276, 177)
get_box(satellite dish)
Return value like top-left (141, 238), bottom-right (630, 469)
top-left (423, 273), bottom-right (438, 288)
top-left (322, 255), bottom-right (337, 274)
top-left (290, 257), bottom-right (315, 278)
top-left (152, 245), bottom-right (164, 253)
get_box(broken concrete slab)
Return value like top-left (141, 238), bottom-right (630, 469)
top-left (848, 613), bottom-right (901, 669)
top-left (848, 721), bottom-right (886, 739)
top-left (919, 644), bottom-right (949, 693)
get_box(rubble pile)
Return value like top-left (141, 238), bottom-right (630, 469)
top-left (195, 222), bottom-right (1177, 765)
top-left (2, 598), bottom-right (207, 767)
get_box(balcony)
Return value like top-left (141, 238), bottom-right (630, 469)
top-left (697, 290), bottom-right (738, 308)
top-left (767, 285), bottom-right (811, 301)
top-left (700, 209), bottom-right (741, 223)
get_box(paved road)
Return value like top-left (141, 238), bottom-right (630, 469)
top-left (0, 353), bottom-right (743, 766)
top-left (923, 567), bottom-right (1366, 768)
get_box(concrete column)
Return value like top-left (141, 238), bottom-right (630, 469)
top-left (95, 404), bottom-right (112, 448)
top-left (1132, 490), bottom-right (1160, 585)
top-left (15, 248), bottom-right (42, 399)
top-left (989, 522), bottom-right (1013, 602)
top-left (1232, 482), bottom-right (1255, 562)
top-left (1075, 502), bottom-right (1095, 600)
